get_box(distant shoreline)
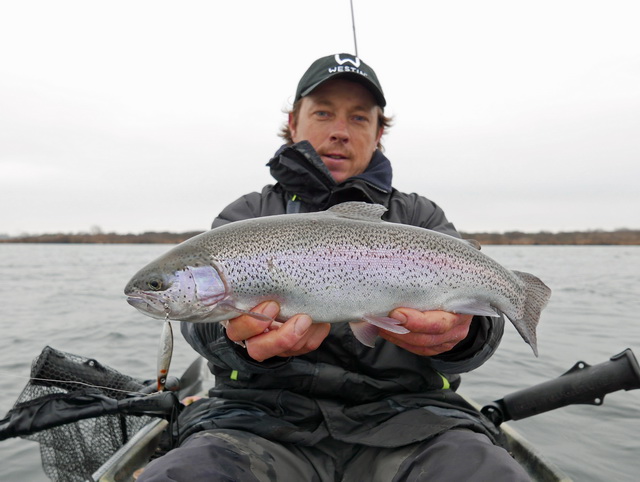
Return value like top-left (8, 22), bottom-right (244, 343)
top-left (1, 230), bottom-right (639, 245)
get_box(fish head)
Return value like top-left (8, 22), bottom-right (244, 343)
top-left (124, 252), bottom-right (231, 322)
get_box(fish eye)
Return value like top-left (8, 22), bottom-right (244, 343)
top-left (147, 279), bottom-right (163, 291)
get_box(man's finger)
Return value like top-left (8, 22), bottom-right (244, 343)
top-left (245, 314), bottom-right (314, 361)
top-left (226, 301), bottom-right (280, 341)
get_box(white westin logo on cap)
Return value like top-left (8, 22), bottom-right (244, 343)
top-left (329, 54), bottom-right (367, 77)
top-left (334, 54), bottom-right (360, 67)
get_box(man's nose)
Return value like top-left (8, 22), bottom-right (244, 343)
top-left (329, 119), bottom-right (349, 142)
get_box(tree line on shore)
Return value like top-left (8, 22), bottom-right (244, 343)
top-left (1, 229), bottom-right (639, 245)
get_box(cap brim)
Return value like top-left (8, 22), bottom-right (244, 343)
top-left (299, 72), bottom-right (386, 108)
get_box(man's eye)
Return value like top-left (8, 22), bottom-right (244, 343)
top-left (315, 111), bottom-right (329, 117)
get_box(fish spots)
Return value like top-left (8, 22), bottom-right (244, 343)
top-left (212, 214), bottom-right (522, 322)
top-left (127, 204), bottom-right (549, 353)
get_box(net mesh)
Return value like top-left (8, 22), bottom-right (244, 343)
top-left (11, 346), bottom-right (154, 481)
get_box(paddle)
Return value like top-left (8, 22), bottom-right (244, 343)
top-left (481, 348), bottom-right (640, 425)
top-left (2, 349), bottom-right (639, 439)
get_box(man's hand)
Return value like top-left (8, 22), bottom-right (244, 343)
top-left (379, 309), bottom-right (473, 356)
top-left (225, 301), bottom-right (331, 362)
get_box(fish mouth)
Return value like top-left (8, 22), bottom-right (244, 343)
top-left (126, 293), bottom-right (168, 319)
top-left (126, 295), bottom-right (149, 308)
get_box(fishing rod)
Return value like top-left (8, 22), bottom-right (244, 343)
top-left (350, 0), bottom-right (358, 57)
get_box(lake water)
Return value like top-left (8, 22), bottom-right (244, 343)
top-left (0, 244), bottom-right (638, 481)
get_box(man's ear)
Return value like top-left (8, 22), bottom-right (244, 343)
top-left (288, 112), bottom-right (297, 140)
top-left (376, 126), bottom-right (384, 146)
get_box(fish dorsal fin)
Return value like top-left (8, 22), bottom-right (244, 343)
top-left (327, 202), bottom-right (387, 221)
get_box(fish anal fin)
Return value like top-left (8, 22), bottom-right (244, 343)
top-left (445, 300), bottom-right (500, 318)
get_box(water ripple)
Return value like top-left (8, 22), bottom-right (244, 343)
top-left (1, 244), bottom-right (638, 481)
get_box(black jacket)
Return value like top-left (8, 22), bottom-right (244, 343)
top-left (179, 142), bottom-right (505, 447)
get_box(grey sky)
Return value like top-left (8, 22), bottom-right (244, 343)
top-left (1, 0), bottom-right (638, 236)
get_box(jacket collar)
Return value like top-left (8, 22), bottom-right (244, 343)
top-left (267, 141), bottom-right (393, 209)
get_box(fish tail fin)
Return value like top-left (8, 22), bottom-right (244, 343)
top-left (512, 271), bottom-right (552, 357)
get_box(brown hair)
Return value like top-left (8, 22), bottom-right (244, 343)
top-left (278, 99), bottom-right (393, 151)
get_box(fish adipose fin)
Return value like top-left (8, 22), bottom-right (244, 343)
top-left (349, 315), bottom-right (410, 347)
top-left (511, 271), bottom-right (552, 357)
top-left (463, 239), bottom-right (482, 250)
top-left (327, 202), bottom-right (387, 222)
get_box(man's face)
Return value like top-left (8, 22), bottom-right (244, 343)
top-left (289, 79), bottom-right (384, 184)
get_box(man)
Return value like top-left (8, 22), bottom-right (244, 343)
top-left (138, 54), bottom-right (531, 481)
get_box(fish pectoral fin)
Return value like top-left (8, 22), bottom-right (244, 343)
top-left (445, 300), bottom-right (500, 317)
top-left (241, 310), bottom-right (274, 322)
top-left (217, 301), bottom-right (274, 323)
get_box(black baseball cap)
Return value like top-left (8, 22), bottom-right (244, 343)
top-left (294, 53), bottom-right (386, 108)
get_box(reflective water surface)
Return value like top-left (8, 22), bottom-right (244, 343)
top-left (0, 244), bottom-right (638, 480)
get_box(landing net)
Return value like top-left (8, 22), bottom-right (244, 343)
top-left (5, 346), bottom-right (153, 481)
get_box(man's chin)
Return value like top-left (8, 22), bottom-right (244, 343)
top-left (327, 170), bottom-right (348, 184)
top-left (321, 160), bottom-right (348, 182)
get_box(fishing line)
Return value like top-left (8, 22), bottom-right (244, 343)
top-left (350, 0), bottom-right (358, 57)
top-left (2, 314), bottom-right (174, 399)
top-left (0, 371), bottom-right (152, 397)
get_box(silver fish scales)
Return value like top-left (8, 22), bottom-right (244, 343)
top-left (125, 202), bottom-right (550, 354)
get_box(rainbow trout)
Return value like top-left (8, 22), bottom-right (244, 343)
top-left (125, 202), bottom-right (551, 354)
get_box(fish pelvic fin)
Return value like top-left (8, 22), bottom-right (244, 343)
top-left (511, 271), bottom-right (552, 357)
top-left (349, 321), bottom-right (379, 347)
top-left (349, 315), bottom-right (411, 347)
top-left (363, 315), bottom-right (411, 334)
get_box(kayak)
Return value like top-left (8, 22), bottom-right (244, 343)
top-left (4, 347), bottom-right (637, 481)
top-left (91, 357), bottom-right (214, 482)
top-left (91, 357), bottom-right (571, 482)
top-left (463, 395), bottom-right (571, 482)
